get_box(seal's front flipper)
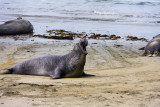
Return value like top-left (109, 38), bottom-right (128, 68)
top-left (50, 75), bottom-right (61, 79)
top-left (49, 68), bottom-right (63, 79)
top-left (82, 72), bottom-right (95, 77)
top-left (152, 50), bottom-right (159, 57)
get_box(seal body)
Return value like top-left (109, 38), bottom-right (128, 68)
top-left (0, 17), bottom-right (33, 35)
top-left (142, 34), bottom-right (160, 56)
top-left (6, 37), bottom-right (89, 79)
top-left (64, 53), bottom-right (86, 78)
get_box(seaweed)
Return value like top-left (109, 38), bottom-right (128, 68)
top-left (156, 21), bottom-right (160, 23)
top-left (45, 29), bottom-right (87, 40)
top-left (33, 34), bottom-right (74, 40)
top-left (32, 29), bottom-right (147, 41)
top-left (126, 36), bottom-right (147, 42)
top-left (88, 34), bottom-right (121, 40)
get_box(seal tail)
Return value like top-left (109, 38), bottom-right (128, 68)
top-left (1, 68), bottom-right (13, 74)
top-left (82, 72), bottom-right (95, 77)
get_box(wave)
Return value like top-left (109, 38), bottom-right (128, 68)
top-left (94, 11), bottom-right (118, 15)
top-left (90, 0), bottom-right (112, 2)
top-left (7, 12), bottom-right (160, 24)
top-left (7, 13), bottom-right (119, 22)
top-left (129, 2), bottom-right (159, 6)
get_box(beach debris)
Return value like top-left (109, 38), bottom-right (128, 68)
top-left (88, 33), bottom-right (101, 39)
top-left (106, 34), bottom-right (121, 40)
top-left (33, 34), bottom-right (74, 40)
top-left (88, 34), bottom-right (121, 40)
top-left (92, 43), bottom-right (98, 44)
top-left (126, 36), bottom-right (147, 41)
top-left (114, 44), bottom-right (123, 48)
top-left (46, 29), bottom-right (86, 39)
top-left (33, 29), bottom-right (122, 40)
top-left (156, 21), bottom-right (160, 23)
top-left (32, 29), bottom-right (148, 42)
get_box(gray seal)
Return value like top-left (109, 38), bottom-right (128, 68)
top-left (141, 34), bottom-right (160, 56)
top-left (4, 37), bottom-right (93, 79)
top-left (0, 17), bottom-right (33, 35)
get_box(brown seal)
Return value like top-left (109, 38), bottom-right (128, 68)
top-left (0, 17), bottom-right (33, 35)
top-left (4, 37), bottom-right (94, 79)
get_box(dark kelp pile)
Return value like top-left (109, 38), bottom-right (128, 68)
top-left (88, 34), bottom-right (121, 40)
top-left (32, 29), bottom-right (147, 41)
top-left (126, 36), bottom-right (148, 42)
top-left (33, 30), bottom-right (87, 40)
top-left (46, 29), bottom-right (83, 40)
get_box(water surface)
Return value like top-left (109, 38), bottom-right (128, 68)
top-left (0, 0), bottom-right (160, 39)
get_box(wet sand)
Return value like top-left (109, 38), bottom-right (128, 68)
top-left (0, 37), bottom-right (160, 107)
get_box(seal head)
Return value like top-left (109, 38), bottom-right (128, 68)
top-left (79, 36), bottom-right (88, 55)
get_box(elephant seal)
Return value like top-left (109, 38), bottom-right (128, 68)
top-left (0, 17), bottom-right (33, 35)
top-left (4, 37), bottom-right (93, 79)
top-left (141, 34), bottom-right (160, 56)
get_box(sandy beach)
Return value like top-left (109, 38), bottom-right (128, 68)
top-left (0, 0), bottom-right (160, 106)
top-left (0, 36), bottom-right (160, 107)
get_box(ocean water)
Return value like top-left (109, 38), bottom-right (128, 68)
top-left (0, 0), bottom-right (160, 39)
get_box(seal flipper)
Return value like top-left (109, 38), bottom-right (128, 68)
top-left (152, 50), bottom-right (159, 57)
top-left (49, 68), bottom-right (64, 79)
top-left (82, 72), bottom-right (95, 77)
top-left (50, 74), bottom-right (61, 79)
top-left (141, 52), bottom-right (147, 56)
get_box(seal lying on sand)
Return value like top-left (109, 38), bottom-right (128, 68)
top-left (4, 37), bottom-right (93, 79)
top-left (0, 17), bottom-right (33, 35)
top-left (140, 34), bottom-right (160, 56)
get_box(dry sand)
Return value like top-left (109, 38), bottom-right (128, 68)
top-left (0, 37), bottom-right (160, 107)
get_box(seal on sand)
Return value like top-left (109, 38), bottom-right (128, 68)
top-left (4, 37), bottom-right (93, 79)
top-left (0, 17), bottom-right (33, 35)
top-left (140, 34), bottom-right (160, 56)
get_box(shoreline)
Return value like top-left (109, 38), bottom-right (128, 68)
top-left (1, 15), bottom-right (160, 40)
